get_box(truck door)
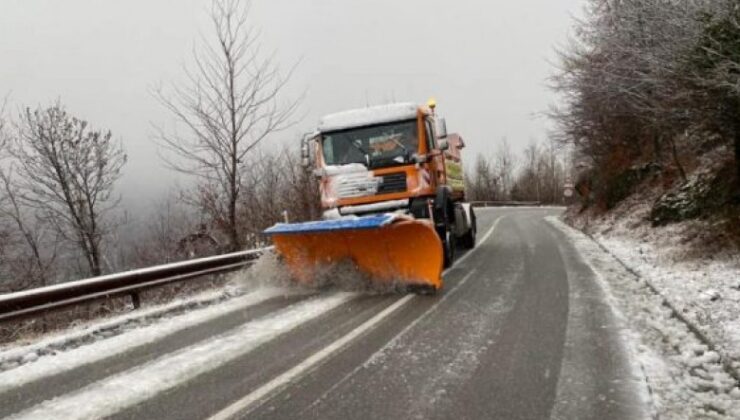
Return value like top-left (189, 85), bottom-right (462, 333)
top-left (425, 117), bottom-right (446, 187)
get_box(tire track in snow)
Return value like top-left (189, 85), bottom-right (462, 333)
top-left (8, 292), bottom-right (356, 420)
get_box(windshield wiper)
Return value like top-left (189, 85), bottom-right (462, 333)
top-left (349, 140), bottom-right (371, 167)
top-left (389, 137), bottom-right (409, 162)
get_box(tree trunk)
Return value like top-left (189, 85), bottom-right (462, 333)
top-left (228, 181), bottom-right (239, 252)
top-left (90, 242), bottom-right (102, 276)
top-left (733, 121), bottom-right (740, 202)
top-left (729, 99), bottom-right (740, 203)
top-left (735, 133), bottom-right (740, 181)
top-left (668, 136), bottom-right (687, 181)
top-left (652, 133), bottom-right (662, 162)
top-left (79, 233), bottom-right (101, 276)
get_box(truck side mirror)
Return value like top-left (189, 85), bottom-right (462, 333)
top-left (437, 118), bottom-right (448, 139)
top-left (438, 139), bottom-right (450, 151)
top-left (411, 153), bottom-right (428, 164)
top-left (311, 168), bottom-right (325, 178)
top-left (301, 133), bottom-right (315, 168)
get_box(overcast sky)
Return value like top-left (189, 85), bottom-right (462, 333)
top-left (0, 0), bottom-right (584, 213)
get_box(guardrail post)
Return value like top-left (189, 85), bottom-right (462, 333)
top-left (130, 292), bottom-right (141, 310)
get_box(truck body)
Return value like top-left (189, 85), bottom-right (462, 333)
top-left (265, 101), bottom-right (476, 292)
top-left (311, 101), bottom-right (476, 262)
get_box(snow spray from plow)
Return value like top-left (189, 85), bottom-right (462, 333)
top-left (264, 214), bottom-right (444, 291)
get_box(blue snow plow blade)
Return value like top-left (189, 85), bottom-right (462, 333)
top-left (264, 214), bottom-right (396, 235)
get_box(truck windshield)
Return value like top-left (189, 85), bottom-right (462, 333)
top-left (321, 120), bottom-right (418, 168)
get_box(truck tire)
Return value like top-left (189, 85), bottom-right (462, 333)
top-left (411, 195), bottom-right (454, 267)
top-left (443, 229), bottom-right (456, 268)
top-left (409, 198), bottom-right (431, 219)
top-left (434, 187), bottom-right (455, 268)
top-left (409, 284), bottom-right (438, 295)
top-left (460, 206), bottom-right (477, 249)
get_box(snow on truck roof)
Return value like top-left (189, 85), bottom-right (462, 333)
top-left (318, 102), bottom-right (419, 132)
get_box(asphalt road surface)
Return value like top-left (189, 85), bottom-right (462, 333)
top-left (0, 208), bottom-right (647, 420)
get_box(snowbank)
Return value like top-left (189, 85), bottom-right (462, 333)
top-left (568, 203), bottom-right (740, 374)
top-left (548, 216), bottom-right (740, 419)
top-left (8, 293), bottom-right (355, 420)
top-left (0, 287), bottom-right (295, 392)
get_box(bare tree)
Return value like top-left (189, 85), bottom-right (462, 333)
top-left (122, 191), bottom-right (216, 267)
top-left (235, 146), bottom-right (319, 247)
top-left (551, 0), bottom-right (740, 207)
top-left (154, 0), bottom-right (300, 251)
top-left (494, 137), bottom-right (516, 200)
top-left (0, 165), bottom-right (60, 289)
top-left (0, 97), bottom-right (59, 290)
top-left (12, 103), bottom-right (126, 277)
top-left (512, 142), bottom-right (543, 202)
top-left (465, 138), bottom-right (522, 202)
top-left (690, 2), bottom-right (740, 192)
top-left (508, 139), bottom-right (566, 204)
top-left (466, 154), bottom-right (497, 201)
top-left (280, 147), bottom-right (320, 222)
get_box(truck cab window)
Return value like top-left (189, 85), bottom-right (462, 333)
top-left (321, 120), bottom-right (417, 168)
top-left (425, 119), bottom-right (436, 151)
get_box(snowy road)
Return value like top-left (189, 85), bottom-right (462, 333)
top-left (0, 208), bottom-right (648, 419)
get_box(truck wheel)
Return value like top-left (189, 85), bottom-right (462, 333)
top-left (409, 284), bottom-right (438, 295)
top-left (409, 198), bottom-right (431, 219)
top-left (443, 230), bottom-right (455, 268)
top-left (460, 207), bottom-right (477, 249)
top-left (434, 188), bottom-right (455, 268)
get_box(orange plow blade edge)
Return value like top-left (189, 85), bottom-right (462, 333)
top-left (264, 214), bottom-right (443, 290)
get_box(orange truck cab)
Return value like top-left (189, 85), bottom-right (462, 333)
top-left (302, 100), bottom-right (477, 267)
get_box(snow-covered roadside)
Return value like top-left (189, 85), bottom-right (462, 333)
top-left (0, 286), bottom-right (295, 392)
top-left (607, 228), bottom-right (739, 372)
top-left (547, 216), bottom-right (740, 419)
top-left (571, 205), bottom-right (740, 375)
top-left (1, 287), bottom-right (233, 370)
top-left (0, 251), bottom-right (301, 373)
top-left (9, 292), bottom-right (355, 420)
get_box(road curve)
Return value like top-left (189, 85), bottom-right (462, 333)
top-left (0, 208), bottom-right (647, 420)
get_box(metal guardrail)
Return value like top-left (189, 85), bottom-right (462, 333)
top-left (470, 201), bottom-right (542, 207)
top-left (0, 247), bottom-right (273, 322)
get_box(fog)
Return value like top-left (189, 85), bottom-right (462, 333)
top-left (0, 0), bottom-right (584, 213)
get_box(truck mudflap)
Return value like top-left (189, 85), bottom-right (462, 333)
top-left (264, 214), bottom-right (443, 290)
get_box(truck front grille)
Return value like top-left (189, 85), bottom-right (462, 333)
top-left (377, 173), bottom-right (407, 194)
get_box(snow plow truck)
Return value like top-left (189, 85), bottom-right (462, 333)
top-left (264, 100), bottom-right (476, 292)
